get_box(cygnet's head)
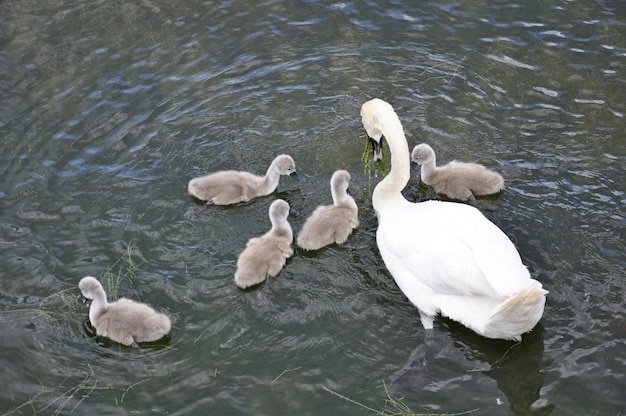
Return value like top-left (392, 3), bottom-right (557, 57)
top-left (273, 155), bottom-right (300, 180)
top-left (411, 143), bottom-right (436, 165)
top-left (331, 170), bottom-right (351, 192)
top-left (269, 199), bottom-right (290, 220)
top-left (78, 276), bottom-right (102, 299)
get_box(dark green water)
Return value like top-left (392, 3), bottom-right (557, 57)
top-left (1, 1), bottom-right (624, 415)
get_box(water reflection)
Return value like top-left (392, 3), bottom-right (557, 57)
top-left (391, 324), bottom-right (554, 415)
top-left (1, 0), bottom-right (625, 414)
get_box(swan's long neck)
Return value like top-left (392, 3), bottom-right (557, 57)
top-left (88, 287), bottom-right (109, 324)
top-left (331, 184), bottom-right (356, 209)
top-left (372, 111), bottom-right (411, 215)
top-left (261, 163), bottom-right (282, 193)
top-left (271, 215), bottom-right (293, 238)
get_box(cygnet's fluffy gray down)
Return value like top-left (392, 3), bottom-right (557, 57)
top-left (411, 143), bottom-right (504, 201)
top-left (234, 199), bottom-right (293, 289)
top-left (188, 154), bottom-right (299, 205)
top-left (297, 170), bottom-right (359, 250)
top-left (78, 276), bottom-right (171, 346)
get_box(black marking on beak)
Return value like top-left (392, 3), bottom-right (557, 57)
top-left (290, 171), bottom-right (301, 181)
top-left (369, 135), bottom-right (383, 162)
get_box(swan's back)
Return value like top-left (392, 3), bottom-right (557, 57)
top-left (379, 201), bottom-right (531, 296)
top-left (412, 143), bottom-right (504, 200)
top-left (297, 205), bottom-right (358, 250)
top-left (432, 161), bottom-right (504, 197)
top-left (376, 190), bottom-right (544, 340)
top-left (95, 298), bottom-right (172, 346)
top-left (188, 170), bottom-right (260, 205)
top-left (187, 154), bottom-right (298, 205)
top-left (234, 199), bottom-right (294, 288)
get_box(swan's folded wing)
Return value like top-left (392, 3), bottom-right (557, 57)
top-left (377, 200), bottom-right (532, 298)
top-left (465, 220), bottom-right (534, 295)
top-left (379, 222), bottom-right (499, 298)
top-left (441, 204), bottom-right (534, 295)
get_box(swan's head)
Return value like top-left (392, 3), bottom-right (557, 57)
top-left (273, 155), bottom-right (300, 181)
top-left (360, 98), bottom-right (394, 162)
top-left (411, 143), bottom-right (436, 166)
top-left (78, 276), bottom-right (103, 300)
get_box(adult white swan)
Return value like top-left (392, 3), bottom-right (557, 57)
top-left (360, 98), bottom-right (546, 341)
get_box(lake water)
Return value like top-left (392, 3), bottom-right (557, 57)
top-left (1, 0), bottom-right (624, 415)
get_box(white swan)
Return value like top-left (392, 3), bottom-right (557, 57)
top-left (78, 276), bottom-right (171, 346)
top-left (361, 98), bottom-right (546, 341)
top-left (297, 170), bottom-right (359, 250)
top-left (411, 143), bottom-right (504, 201)
top-left (188, 154), bottom-right (300, 205)
top-left (234, 199), bottom-right (294, 289)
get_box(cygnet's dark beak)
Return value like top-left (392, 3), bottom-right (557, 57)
top-left (369, 134), bottom-right (383, 162)
top-left (410, 160), bottom-right (418, 172)
top-left (77, 292), bottom-right (89, 305)
top-left (290, 171), bottom-right (301, 181)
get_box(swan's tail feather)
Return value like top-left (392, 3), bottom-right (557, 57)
top-left (484, 287), bottom-right (547, 341)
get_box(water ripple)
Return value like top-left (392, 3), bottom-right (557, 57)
top-left (1, 0), bottom-right (625, 414)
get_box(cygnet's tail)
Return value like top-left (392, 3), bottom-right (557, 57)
top-left (484, 286), bottom-right (547, 341)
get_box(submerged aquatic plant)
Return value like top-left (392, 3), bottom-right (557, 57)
top-left (99, 241), bottom-right (142, 301)
top-left (323, 382), bottom-right (477, 416)
top-left (39, 242), bottom-right (142, 323)
top-left (0, 243), bottom-right (159, 415)
top-left (361, 133), bottom-right (389, 185)
top-left (2, 365), bottom-right (153, 416)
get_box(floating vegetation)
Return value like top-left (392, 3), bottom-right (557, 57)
top-left (467, 341), bottom-right (522, 373)
top-left (323, 382), bottom-right (477, 416)
top-left (0, 242), bottom-right (142, 327)
top-left (271, 366), bottom-right (302, 384)
top-left (99, 241), bottom-right (142, 301)
top-left (43, 242), bottom-right (142, 324)
top-left (1, 365), bottom-right (152, 416)
top-left (361, 134), bottom-right (388, 194)
top-left (0, 243), bottom-right (158, 415)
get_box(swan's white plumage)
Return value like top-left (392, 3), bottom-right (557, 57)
top-left (188, 154), bottom-right (299, 205)
top-left (78, 276), bottom-right (171, 346)
top-left (411, 143), bottom-right (504, 201)
top-left (234, 199), bottom-right (293, 289)
top-left (297, 170), bottom-right (359, 250)
top-left (360, 98), bottom-right (546, 341)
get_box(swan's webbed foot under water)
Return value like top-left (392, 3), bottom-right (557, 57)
top-left (184, 205), bottom-right (209, 218)
top-left (389, 331), bottom-right (435, 392)
top-left (419, 312), bottom-right (435, 330)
